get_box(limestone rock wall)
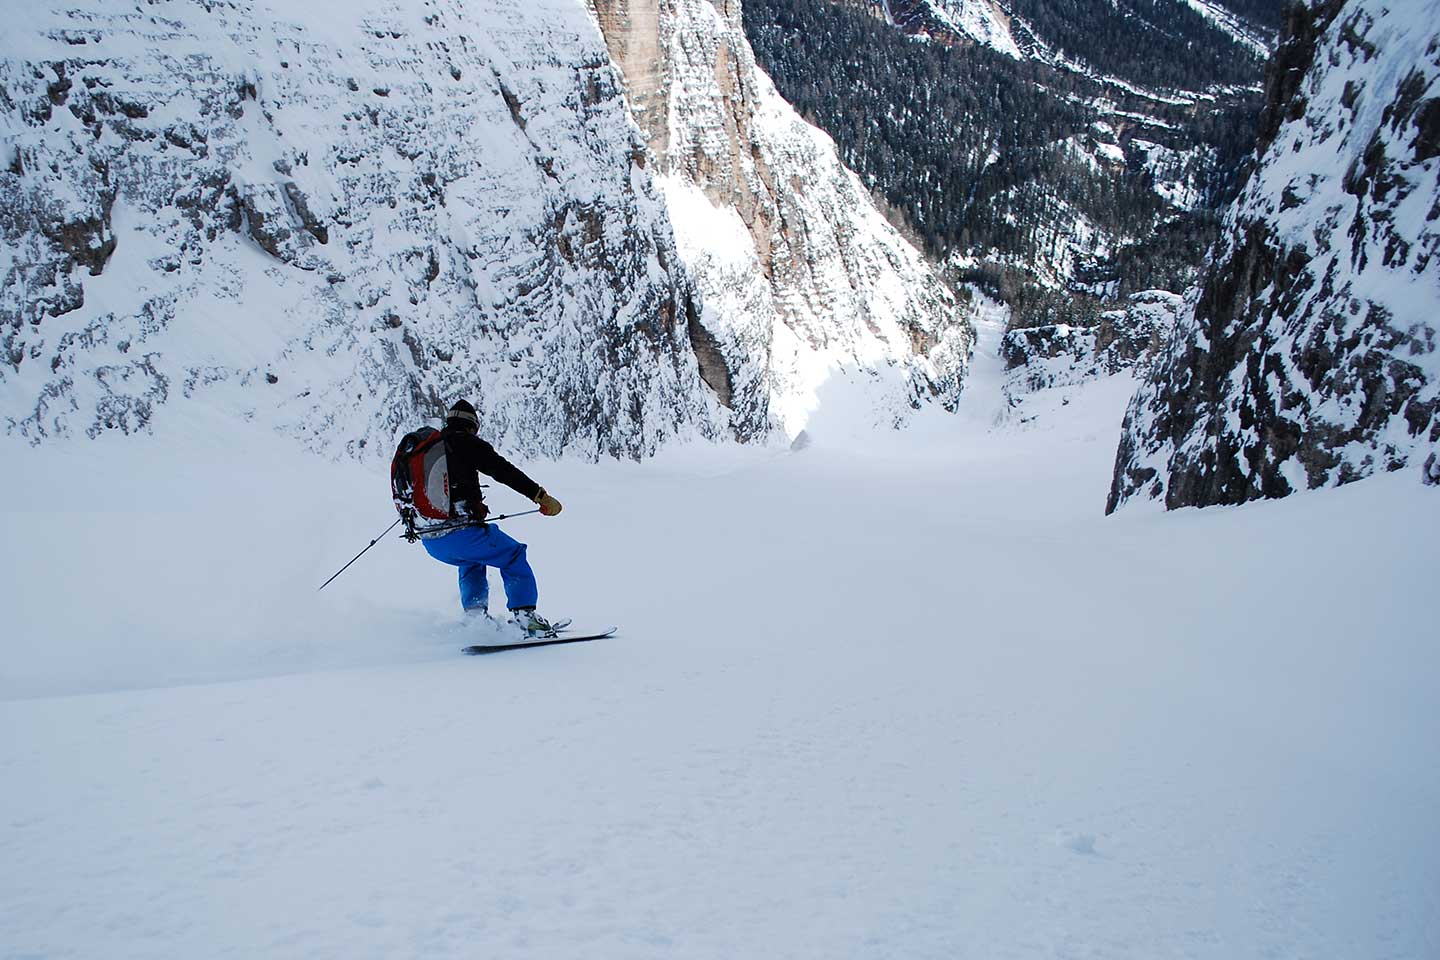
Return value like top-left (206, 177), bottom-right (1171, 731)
top-left (594, 0), bottom-right (973, 437)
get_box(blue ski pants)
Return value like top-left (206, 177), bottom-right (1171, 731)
top-left (421, 524), bottom-right (538, 612)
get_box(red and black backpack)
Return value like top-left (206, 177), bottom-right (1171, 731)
top-left (391, 428), bottom-right (451, 528)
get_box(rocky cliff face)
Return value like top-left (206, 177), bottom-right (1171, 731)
top-left (0, 0), bottom-right (724, 458)
top-left (1002, 290), bottom-right (1180, 396)
top-left (2, 0), bottom-right (973, 460)
top-left (593, 0), bottom-right (972, 438)
top-left (1108, 0), bottom-right (1440, 512)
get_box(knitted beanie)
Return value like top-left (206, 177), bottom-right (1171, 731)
top-left (446, 399), bottom-right (478, 426)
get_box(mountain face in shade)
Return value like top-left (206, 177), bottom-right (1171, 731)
top-left (1108, 0), bottom-right (1440, 511)
top-left (0, 0), bottom-right (730, 458)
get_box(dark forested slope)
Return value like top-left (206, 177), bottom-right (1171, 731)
top-left (744, 0), bottom-right (1273, 327)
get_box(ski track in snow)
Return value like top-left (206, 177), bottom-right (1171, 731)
top-left (1, 368), bottom-right (1437, 958)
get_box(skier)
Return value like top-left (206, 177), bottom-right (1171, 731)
top-left (417, 399), bottom-right (564, 636)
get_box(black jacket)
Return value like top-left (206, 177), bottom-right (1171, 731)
top-left (442, 425), bottom-right (541, 517)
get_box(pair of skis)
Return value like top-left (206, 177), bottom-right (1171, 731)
top-left (461, 623), bottom-right (617, 655)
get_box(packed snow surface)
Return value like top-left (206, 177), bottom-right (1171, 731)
top-left (2, 352), bottom-right (1437, 956)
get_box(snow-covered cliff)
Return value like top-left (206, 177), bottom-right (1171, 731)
top-left (2, 0), bottom-right (973, 459)
top-left (1002, 290), bottom-right (1181, 396)
top-left (594, 0), bottom-right (972, 438)
top-left (0, 0), bottom-right (734, 458)
top-left (1108, 0), bottom-right (1440, 511)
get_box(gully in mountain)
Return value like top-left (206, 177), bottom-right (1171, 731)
top-left (403, 400), bottom-right (565, 637)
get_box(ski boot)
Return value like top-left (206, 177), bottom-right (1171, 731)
top-left (510, 607), bottom-right (562, 638)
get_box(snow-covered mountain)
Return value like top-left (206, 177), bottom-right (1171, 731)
top-left (1108, 0), bottom-right (1440, 511)
top-left (0, 0), bottom-right (967, 457)
top-left (862, 0), bottom-right (1274, 71)
top-left (1, 0), bottom-right (733, 458)
top-left (5, 5), bottom-right (1438, 954)
top-left (746, 0), bottom-right (1273, 345)
top-left (594, 0), bottom-right (972, 438)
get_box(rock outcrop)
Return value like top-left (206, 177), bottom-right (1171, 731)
top-left (1108, 0), bottom-right (1440, 511)
top-left (1002, 290), bottom-right (1181, 395)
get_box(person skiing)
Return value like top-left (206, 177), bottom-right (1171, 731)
top-left (416, 399), bottom-right (564, 636)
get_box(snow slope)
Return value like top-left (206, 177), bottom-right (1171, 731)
top-left (1178, 0), bottom-right (1272, 57)
top-left (906, 0), bottom-right (1022, 57)
top-left (3, 353), bottom-right (1437, 957)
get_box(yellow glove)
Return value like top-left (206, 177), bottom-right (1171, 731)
top-left (535, 487), bottom-right (563, 516)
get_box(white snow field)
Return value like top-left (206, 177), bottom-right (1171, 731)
top-left (3, 353), bottom-right (1438, 958)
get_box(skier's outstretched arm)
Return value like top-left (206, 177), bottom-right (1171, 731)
top-left (465, 435), bottom-right (563, 516)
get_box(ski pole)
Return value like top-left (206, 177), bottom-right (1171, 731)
top-left (487, 508), bottom-right (542, 522)
top-left (317, 517), bottom-right (403, 592)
